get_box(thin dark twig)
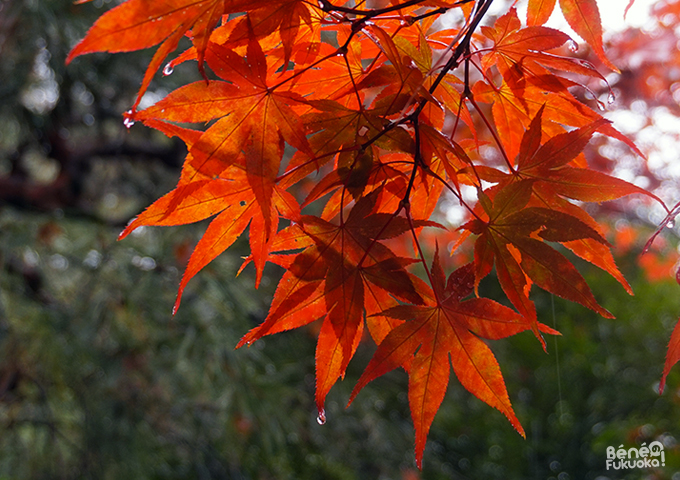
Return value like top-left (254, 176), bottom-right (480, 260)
top-left (319, 0), bottom-right (431, 17)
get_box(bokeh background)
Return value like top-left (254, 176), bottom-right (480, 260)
top-left (1, 0), bottom-right (680, 478)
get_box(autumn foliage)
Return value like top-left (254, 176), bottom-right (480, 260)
top-left (67, 0), bottom-right (680, 467)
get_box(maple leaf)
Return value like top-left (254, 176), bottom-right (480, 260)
top-left (66, 0), bottom-right (228, 110)
top-left (481, 8), bottom-right (605, 84)
top-left (137, 38), bottom-right (312, 238)
top-left (238, 193), bottom-right (432, 416)
top-left (509, 107), bottom-right (650, 205)
top-left (472, 106), bottom-right (660, 295)
top-left (349, 251), bottom-right (558, 467)
top-left (65, 0), bottom-right (224, 62)
top-left (463, 179), bottom-right (614, 347)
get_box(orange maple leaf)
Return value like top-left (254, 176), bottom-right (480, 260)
top-left (350, 253), bottom-right (558, 467)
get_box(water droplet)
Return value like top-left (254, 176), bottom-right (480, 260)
top-left (163, 63), bottom-right (174, 76)
top-left (608, 92), bottom-right (616, 104)
top-left (358, 125), bottom-right (369, 136)
top-left (316, 409), bottom-right (326, 425)
top-left (667, 220), bottom-right (675, 229)
top-left (123, 110), bottom-right (135, 129)
top-left (567, 39), bottom-right (579, 52)
top-left (596, 100), bottom-right (605, 111)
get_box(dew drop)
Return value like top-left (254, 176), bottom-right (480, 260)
top-left (358, 125), bottom-right (369, 136)
top-left (608, 92), bottom-right (616, 104)
top-left (163, 63), bottom-right (174, 76)
top-left (667, 220), bottom-right (675, 229)
top-left (316, 409), bottom-right (326, 425)
top-left (595, 100), bottom-right (605, 111)
top-left (567, 39), bottom-right (579, 52)
top-left (123, 110), bottom-right (135, 129)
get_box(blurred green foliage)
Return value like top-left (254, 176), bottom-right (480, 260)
top-left (2, 0), bottom-right (680, 479)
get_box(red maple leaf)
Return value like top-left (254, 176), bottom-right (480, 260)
top-left (349, 250), bottom-right (558, 467)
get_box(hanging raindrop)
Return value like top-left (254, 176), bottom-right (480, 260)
top-left (567, 39), bottom-right (579, 52)
top-left (607, 92), bottom-right (616, 104)
top-left (163, 63), bottom-right (174, 76)
top-left (123, 110), bottom-right (135, 129)
top-left (595, 100), bottom-right (605, 111)
top-left (316, 409), bottom-right (326, 425)
top-left (667, 220), bottom-right (675, 229)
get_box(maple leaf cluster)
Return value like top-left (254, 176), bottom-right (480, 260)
top-left (67, 0), bottom-right (676, 467)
